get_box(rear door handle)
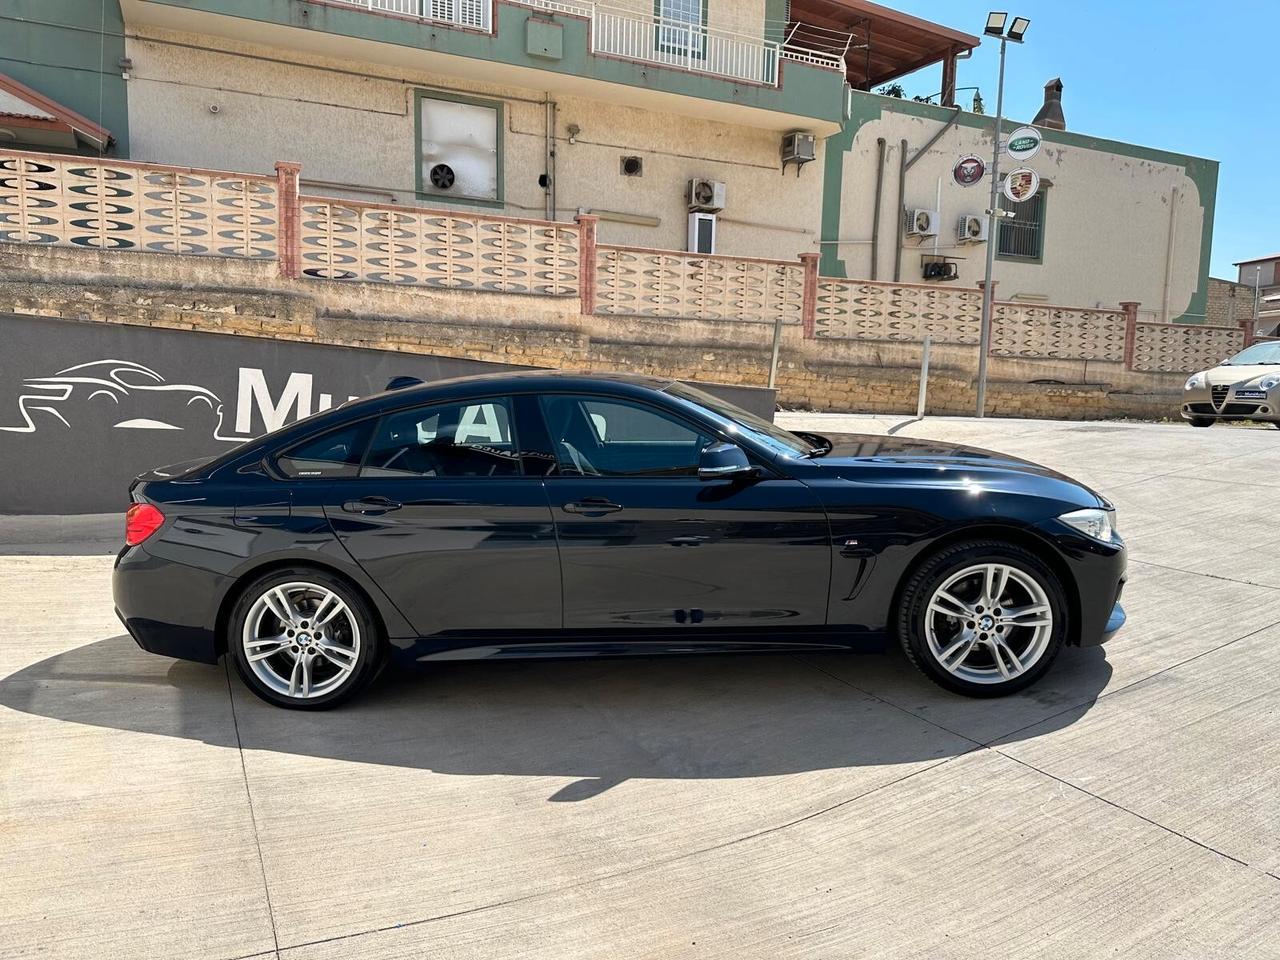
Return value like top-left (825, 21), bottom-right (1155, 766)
top-left (342, 496), bottom-right (402, 515)
top-left (668, 535), bottom-right (708, 547)
top-left (562, 498), bottom-right (623, 515)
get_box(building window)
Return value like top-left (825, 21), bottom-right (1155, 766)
top-left (656, 0), bottom-right (707, 58)
top-left (415, 91), bottom-right (503, 205)
top-left (997, 189), bottom-right (1046, 262)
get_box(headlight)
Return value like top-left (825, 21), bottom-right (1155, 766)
top-left (1059, 508), bottom-right (1118, 543)
top-left (1184, 372), bottom-right (1206, 390)
top-left (1262, 375), bottom-right (1280, 390)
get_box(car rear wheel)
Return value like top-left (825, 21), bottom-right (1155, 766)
top-left (1188, 417), bottom-right (1213, 427)
top-left (228, 568), bottom-right (382, 710)
top-left (897, 541), bottom-right (1068, 698)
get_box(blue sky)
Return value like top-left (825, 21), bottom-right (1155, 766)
top-left (888, 0), bottom-right (1276, 279)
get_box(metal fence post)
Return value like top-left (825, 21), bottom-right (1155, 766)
top-left (768, 313), bottom-right (784, 389)
top-left (917, 335), bottom-right (931, 419)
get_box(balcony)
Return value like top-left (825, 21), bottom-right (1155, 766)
top-left (121, 0), bottom-right (849, 129)
top-left (324, 0), bottom-right (843, 87)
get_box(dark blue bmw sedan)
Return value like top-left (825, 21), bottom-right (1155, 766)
top-left (113, 371), bottom-right (1126, 709)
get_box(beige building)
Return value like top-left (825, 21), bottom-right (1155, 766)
top-left (2, 0), bottom-right (1217, 321)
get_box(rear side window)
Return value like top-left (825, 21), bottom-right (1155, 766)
top-left (276, 421), bottom-right (373, 478)
top-left (362, 398), bottom-right (520, 478)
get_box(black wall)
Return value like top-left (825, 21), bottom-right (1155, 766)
top-left (0, 315), bottom-right (775, 514)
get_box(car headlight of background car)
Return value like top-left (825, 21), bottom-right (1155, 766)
top-left (1261, 374), bottom-right (1280, 390)
top-left (1059, 508), bottom-right (1118, 544)
top-left (1184, 372), bottom-right (1206, 391)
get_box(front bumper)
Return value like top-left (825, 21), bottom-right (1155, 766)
top-left (1182, 386), bottom-right (1279, 423)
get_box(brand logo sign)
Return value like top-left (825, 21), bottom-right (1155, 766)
top-left (1003, 167), bottom-right (1041, 203)
top-left (953, 154), bottom-right (986, 187)
top-left (1005, 125), bottom-right (1042, 162)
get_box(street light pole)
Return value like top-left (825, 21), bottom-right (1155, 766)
top-left (975, 35), bottom-right (1008, 418)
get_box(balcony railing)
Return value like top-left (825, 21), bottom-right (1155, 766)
top-left (326, 0), bottom-right (491, 32)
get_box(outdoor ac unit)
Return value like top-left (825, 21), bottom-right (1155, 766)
top-left (688, 212), bottom-right (717, 255)
top-left (906, 208), bottom-right (940, 238)
top-left (957, 214), bottom-right (989, 243)
top-left (781, 132), bottom-right (816, 166)
top-left (688, 178), bottom-right (726, 213)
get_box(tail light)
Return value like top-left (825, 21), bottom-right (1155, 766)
top-left (125, 503), bottom-right (165, 546)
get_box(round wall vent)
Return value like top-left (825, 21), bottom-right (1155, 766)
top-left (429, 163), bottom-right (456, 190)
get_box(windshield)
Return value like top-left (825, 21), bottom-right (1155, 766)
top-left (1224, 341), bottom-right (1280, 365)
top-left (664, 382), bottom-right (815, 457)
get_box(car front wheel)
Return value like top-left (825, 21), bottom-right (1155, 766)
top-left (228, 568), bottom-right (382, 710)
top-left (897, 541), bottom-right (1068, 697)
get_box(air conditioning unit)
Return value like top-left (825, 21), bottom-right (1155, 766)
top-left (922, 260), bottom-right (959, 282)
top-left (688, 178), bottom-right (726, 213)
top-left (906, 208), bottom-right (940, 238)
top-left (781, 132), bottom-right (816, 173)
top-left (688, 212), bottom-right (717, 254)
top-left (957, 214), bottom-right (988, 243)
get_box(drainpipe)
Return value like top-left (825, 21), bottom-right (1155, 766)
top-left (894, 106), bottom-right (963, 282)
top-left (870, 137), bottom-right (886, 280)
top-left (544, 97), bottom-right (558, 221)
top-left (893, 139), bottom-right (907, 281)
top-left (1162, 185), bottom-right (1179, 323)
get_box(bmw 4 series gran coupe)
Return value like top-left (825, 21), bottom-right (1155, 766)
top-left (113, 371), bottom-right (1127, 709)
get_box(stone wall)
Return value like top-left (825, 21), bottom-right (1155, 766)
top-left (1206, 277), bottom-right (1257, 327)
top-left (0, 243), bottom-right (1187, 422)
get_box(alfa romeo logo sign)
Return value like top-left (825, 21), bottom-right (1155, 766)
top-left (1003, 167), bottom-right (1041, 203)
top-left (1005, 125), bottom-right (1042, 162)
top-left (953, 155), bottom-right (986, 187)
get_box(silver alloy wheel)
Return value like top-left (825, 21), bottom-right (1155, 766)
top-left (924, 562), bottom-right (1053, 685)
top-left (241, 581), bottom-right (361, 700)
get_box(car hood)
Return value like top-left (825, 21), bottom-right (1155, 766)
top-left (802, 433), bottom-right (1106, 506)
top-left (1201, 364), bottom-right (1280, 387)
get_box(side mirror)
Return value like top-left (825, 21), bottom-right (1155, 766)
top-left (698, 442), bottom-right (756, 480)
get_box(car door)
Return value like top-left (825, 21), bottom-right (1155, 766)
top-left (320, 395), bottom-right (561, 638)
top-left (535, 392), bottom-right (830, 634)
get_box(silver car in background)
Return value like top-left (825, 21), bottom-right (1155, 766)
top-left (1182, 341), bottom-right (1280, 428)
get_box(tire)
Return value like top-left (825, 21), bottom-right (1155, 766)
top-left (896, 540), bottom-right (1069, 698)
top-left (1188, 417), bottom-right (1213, 428)
top-left (228, 567), bottom-right (383, 710)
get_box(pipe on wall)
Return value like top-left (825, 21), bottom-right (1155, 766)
top-left (871, 137), bottom-right (886, 281)
top-left (893, 138), bottom-right (907, 282)
top-left (1162, 185), bottom-right (1179, 323)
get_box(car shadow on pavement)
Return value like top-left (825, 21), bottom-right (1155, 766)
top-left (0, 636), bottom-right (1112, 801)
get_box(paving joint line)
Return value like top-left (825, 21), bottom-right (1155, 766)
top-left (224, 660), bottom-right (284, 960)
top-left (245, 752), bottom-right (972, 957)
top-left (1130, 557), bottom-right (1280, 593)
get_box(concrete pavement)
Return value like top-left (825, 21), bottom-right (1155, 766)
top-left (1, 414), bottom-right (1278, 959)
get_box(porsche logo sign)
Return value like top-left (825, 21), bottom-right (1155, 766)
top-left (1003, 167), bottom-right (1041, 203)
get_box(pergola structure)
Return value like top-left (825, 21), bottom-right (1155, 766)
top-left (786, 0), bottom-right (980, 106)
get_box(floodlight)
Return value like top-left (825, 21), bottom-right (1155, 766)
top-left (1007, 16), bottom-right (1030, 41)
top-left (984, 12), bottom-right (1008, 36)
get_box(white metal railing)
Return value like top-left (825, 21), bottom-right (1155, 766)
top-left (327, 0), bottom-right (491, 32)
top-left (515, 0), bottom-right (841, 86)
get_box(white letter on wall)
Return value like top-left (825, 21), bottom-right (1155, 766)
top-left (236, 368), bottom-right (313, 434)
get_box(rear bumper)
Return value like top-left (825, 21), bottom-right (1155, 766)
top-left (113, 544), bottom-right (229, 664)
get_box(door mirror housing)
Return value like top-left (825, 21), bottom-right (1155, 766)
top-left (698, 442), bottom-right (756, 480)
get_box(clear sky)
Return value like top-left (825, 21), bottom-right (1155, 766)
top-left (886, 0), bottom-right (1276, 280)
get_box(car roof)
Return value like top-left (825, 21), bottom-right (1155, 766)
top-left (394, 369), bottom-right (675, 395)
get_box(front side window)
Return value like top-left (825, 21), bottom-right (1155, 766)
top-left (998, 189), bottom-right (1047, 261)
top-left (363, 398), bottom-right (519, 478)
top-left (277, 421), bottom-right (374, 479)
top-left (539, 395), bottom-right (714, 478)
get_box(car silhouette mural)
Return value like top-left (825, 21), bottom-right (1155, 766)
top-left (0, 359), bottom-right (236, 440)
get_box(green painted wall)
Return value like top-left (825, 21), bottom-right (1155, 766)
top-left (820, 90), bottom-right (1220, 323)
top-left (0, 0), bottom-right (129, 154)
top-left (140, 0), bottom-right (845, 125)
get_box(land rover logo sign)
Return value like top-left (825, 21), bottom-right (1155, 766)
top-left (1005, 125), bottom-right (1042, 162)
top-left (953, 154), bottom-right (985, 187)
top-left (1003, 167), bottom-right (1041, 203)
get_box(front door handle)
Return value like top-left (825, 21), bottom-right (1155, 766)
top-left (563, 498), bottom-right (623, 516)
top-left (668, 535), bottom-right (708, 547)
top-left (342, 496), bottom-right (402, 515)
